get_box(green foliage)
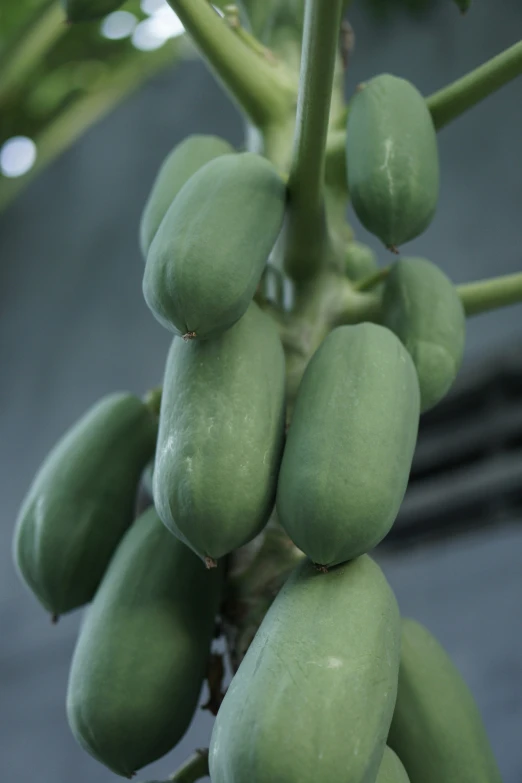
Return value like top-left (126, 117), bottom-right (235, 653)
top-left (277, 323), bottom-right (420, 567)
top-left (13, 393), bottom-right (157, 616)
top-left (62, 0), bottom-right (125, 24)
top-left (67, 506), bottom-right (223, 777)
top-left (210, 555), bottom-right (401, 783)
top-left (142, 152), bottom-right (286, 339)
top-left (388, 619), bottom-right (503, 783)
top-left (154, 302), bottom-right (286, 564)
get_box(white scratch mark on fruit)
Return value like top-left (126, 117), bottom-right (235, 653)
top-left (327, 656), bottom-right (344, 669)
top-left (380, 138), bottom-right (394, 198)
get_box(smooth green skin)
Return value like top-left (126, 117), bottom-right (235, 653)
top-left (67, 507), bottom-right (223, 778)
top-left (139, 135), bottom-right (234, 259)
top-left (276, 322), bottom-right (420, 567)
top-left (346, 74), bottom-right (440, 249)
top-left (13, 393), bottom-right (157, 616)
top-left (209, 555), bottom-right (401, 783)
top-left (381, 257), bottom-right (466, 412)
top-left (62, 0), bottom-right (124, 22)
top-left (388, 618), bottom-right (503, 783)
top-left (345, 240), bottom-right (379, 281)
top-left (154, 302), bottom-right (286, 562)
top-left (142, 152), bottom-right (287, 339)
top-left (377, 748), bottom-right (411, 783)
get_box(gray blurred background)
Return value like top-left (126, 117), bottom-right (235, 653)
top-left (1, 1), bottom-right (522, 781)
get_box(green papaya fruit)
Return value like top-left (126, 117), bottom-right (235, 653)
top-left (62, 0), bottom-right (124, 22)
top-left (344, 240), bottom-right (379, 281)
top-left (209, 555), bottom-right (401, 783)
top-left (154, 302), bottom-right (286, 564)
top-left (67, 506), bottom-right (223, 778)
top-left (346, 74), bottom-right (439, 250)
top-left (377, 748), bottom-right (411, 783)
top-left (142, 152), bottom-right (287, 340)
top-left (388, 618), bottom-right (502, 783)
top-left (381, 257), bottom-right (466, 412)
top-left (276, 322), bottom-right (420, 567)
top-left (139, 135), bottom-right (234, 259)
top-left (13, 393), bottom-right (157, 617)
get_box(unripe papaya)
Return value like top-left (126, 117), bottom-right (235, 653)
top-left (388, 618), bottom-right (502, 783)
top-left (346, 74), bottom-right (439, 250)
top-left (276, 322), bottom-right (420, 567)
top-left (344, 240), bottom-right (379, 281)
top-left (381, 257), bottom-right (466, 412)
top-left (209, 555), bottom-right (401, 783)
top-left (154, 302), bottom-right (286, 564)
top-left (67, 506), bottom-right (223, 778)
top-left (377, 748), bottom-right (411, 783)
top-left (142, 152), bottom-right (286, 339)
top-left (139, 135), bottom-right (234, 259)
top-left (13, 393), bottom-right (157, 617)
top-left (62, 0), bottom-right (124, 22)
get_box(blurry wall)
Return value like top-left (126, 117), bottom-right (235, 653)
top-left (1, 1), bottom-right (521, 781)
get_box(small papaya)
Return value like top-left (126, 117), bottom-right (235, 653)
top-left (139, 134), bottom-right (234, 259)
top-left (377, 748), bottom-right (411, 783)
top-left (62, 0), bottom-right (124, 22)
top-left (381, 257), bottom-right (466, 412)
top-left (13, 393), bottom-right (157, 617)
top-left (388, 618), bottom-right (503, 783)
top-left (154, 302), bottom-right (286, 564)
top-left (67, 506), bottom-right (223, 778)
top-left (276, 322), bottom-right (420, 567)
top-left (346, 74), bottom-right (439, 250)
top-left (209, 555), bottom-right (401, 783)
top-left (142, 152), bottom-right (287, 339)
top-left (344, 240), bottom-right (379, 282)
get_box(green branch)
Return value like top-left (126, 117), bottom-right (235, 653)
top-left (166, 0), bottom-right (295, 128)
top-left (0, 41), bottom-right (182, 213)
top-left (427, 39), bottom-right (522, 130)
top-left (284, 0), bottom-right (345, 281)
top-left (168, 749), bottom-right (209, 782)
top-left (0, 0), bottom-right (65, 105)
top-left (458, 271), bottom-right (522, 316)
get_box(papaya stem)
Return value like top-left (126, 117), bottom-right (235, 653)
top-left (0, 0), bottom-right (65, 106)
top-left (284, 0), bottom-right (345, 281)
top-left (168, 749), bottom-right (209, 782)
top-left (427, 39), bottom-right (522, 130)
top-left (166, 0), bottom-right (296, 129)
top-left (223, 4), bottom-right (276, 62)
top-left (458, 271), bottom-right (522, 316)
top-left (353, 266), bottom-right (391, 292)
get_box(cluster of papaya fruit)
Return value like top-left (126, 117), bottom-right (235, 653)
top-left (12, 63), bottom-right (499, 783)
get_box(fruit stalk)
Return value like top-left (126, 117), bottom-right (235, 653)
top-left (427, 39), bottom-right (522, 130)
top-left (168, 749), bottom-right (209, 782)
top-left (284, 0), bottom-right (346, 281)
top-left (458, 270), bottom-right (522, 316)
top-left (166, 0), bottom-right (296, 129)
top-left (0, 0), bottom-right (65, 106)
